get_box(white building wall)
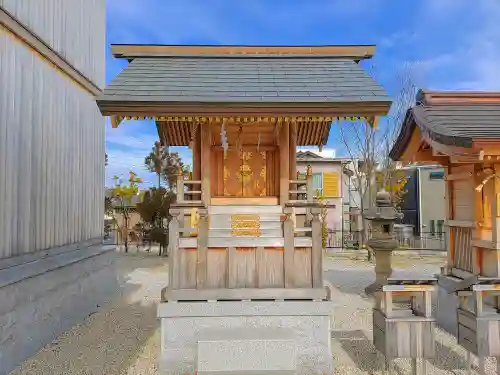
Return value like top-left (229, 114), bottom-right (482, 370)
top-left (0, 27), bottom-right (105, 259)
top-left (0, 0), bottom-right (106, 87)
top-left (296, 162), bottom-right (344, 231)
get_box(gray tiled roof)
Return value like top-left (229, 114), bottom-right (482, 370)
top-left (389, 100), bottom-right (500, 160)
top-left (414, 104), bottom-right (500, 145)
top-left (98, 56), bottom-right (390, 103)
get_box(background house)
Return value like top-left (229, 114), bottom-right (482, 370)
top-left (295, 148), bottom-right (363, 234)
top-left (399, 165), bottom-right (446, 235)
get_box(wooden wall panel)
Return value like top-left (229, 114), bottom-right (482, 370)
top-left (293, 248), bottom-right (312, 287)
top-left (452, 166), bottom-right (475, 221)
top-left (0, 0), bottom-right (106, 87)
top-left (0, 30), bottom-right (105, 259)
top-left (259, 248), bottom-right (284, 287)
top-left (206, 249), bottom-right (227, 288)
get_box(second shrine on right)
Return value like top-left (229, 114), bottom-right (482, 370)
top-left (389, 89), bottom-right (500, 374)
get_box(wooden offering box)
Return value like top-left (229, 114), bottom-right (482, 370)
top-left (372, 277), bottom-right (437, 375)
top-left (457, 282), bottom-right (500, 357)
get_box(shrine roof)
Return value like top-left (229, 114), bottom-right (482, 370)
top-left (389, 90), bottom-right (500, 161)
top-left (97, 44), bottom-right (391, 116)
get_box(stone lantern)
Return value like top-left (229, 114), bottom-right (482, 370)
top-left (364, 190), bottom-right (403, 295)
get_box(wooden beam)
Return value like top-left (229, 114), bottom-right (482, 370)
top-left (446, 220), bottom-right (476, 228)
top-left (111, 44), bottom-right (377, 59)
top-left (446, 172), bottom-right (474, 181)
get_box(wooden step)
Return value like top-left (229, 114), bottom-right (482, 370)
top-left (208, 205), bottom-right (283, 215)
top-left (179, 237), bottom-right (312, 248)
top-left (289, 190), bottom-right (307, 194)
top-left (208, 237), bottom-right (285, 248)
top-left (289, 180), bottom-right (307, 184)
top-left (184, 191), bottom-right (201, 195)
top-left (209, 228), bottom-right (282, 238)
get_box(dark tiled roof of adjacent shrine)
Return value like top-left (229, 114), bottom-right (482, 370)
top-left (98, 46), bottom-right (390, 105)
top-left (389, 90), bottom-right (500, 160)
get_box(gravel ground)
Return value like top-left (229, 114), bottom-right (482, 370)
top-left (8, 252), bottom-right (499, 375)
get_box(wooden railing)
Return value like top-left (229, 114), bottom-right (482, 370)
top-left (176, 169), bottom-right (202, 204)
top-left (452, 226), bottom-right (473, 273)
top-left (288, 167), bottom-right (313, 203)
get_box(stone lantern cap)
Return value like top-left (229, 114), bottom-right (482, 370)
top-left (363, 190), bottom-right (403, 222)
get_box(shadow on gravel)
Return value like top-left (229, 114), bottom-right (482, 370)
top-left (331, 329), bottom-right (385, 373)
top-left (324, 268), bottom-right (374, 297)
top-left (9, 252), bottom-right (166, 375)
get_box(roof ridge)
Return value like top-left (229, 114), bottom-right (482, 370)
top-left (417, 89), bottom-right (500, 105)
top-left (111, 44), bottom-right (376, 60)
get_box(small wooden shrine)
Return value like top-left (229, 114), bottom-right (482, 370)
top-left (390, 90), bottom-right (500, 374)
top-left (98, 44), bottom-right (391, 374)
top-left (98, 44), bottom-right (391, 302)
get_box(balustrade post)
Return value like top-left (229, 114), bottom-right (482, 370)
top-left (196, 208), bottom-right (209, 288)
top-left (306, 165), bottom-right (314, 225)
top-left (311, 207), bottom-right (323, 288)
top-left (168, 208), bottom-right (181, 290)
top-left (283, 206), bottom-right (295, 288)
top-left (176, 167), bottom-right (184, 203)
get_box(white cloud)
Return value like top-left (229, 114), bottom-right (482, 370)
top-left (415, 0), bottom-right (500, 90)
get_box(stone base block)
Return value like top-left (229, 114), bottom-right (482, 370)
top-left (197, 328), bottom-right (296, 375)
top-left (0, 241), bottom-right (119, 375)
top-left (436, 283), bottom-right (459, 336)
top-left (158, 300), bottom-right (336, 375)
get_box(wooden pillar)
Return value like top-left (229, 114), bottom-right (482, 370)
top-left (492, 164), bottom-right (500, 277)
top-left (311, 207), bottom-right (323, 288)
top-left (289, 121), bottom-right (297, 200)
top-left (193, 125), bottom-right (201, 181)
top-left (492, 165), bottom-right (500, 245)
top-left (444, 165), bottom-right (455, 273)
top-left (280, 121), bottom-right (290, 205)
top-left (201, 122), bottom-right (211, 206)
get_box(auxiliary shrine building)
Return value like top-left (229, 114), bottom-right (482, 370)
top-left (97, 44), bottom-right (391, 374)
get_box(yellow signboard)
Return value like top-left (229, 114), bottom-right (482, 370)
top-left (231, 214), bottom-right (261, 237)
top-left (323, 172), bottom-right (339, 197)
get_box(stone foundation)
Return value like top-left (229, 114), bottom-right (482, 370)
top-left (0, 240), bottom-right (119, 375)
top-left (158, 300), bottom-right (336, 375)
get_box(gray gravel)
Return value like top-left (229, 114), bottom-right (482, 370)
top-left (8, 253), bottom-right (499, 374)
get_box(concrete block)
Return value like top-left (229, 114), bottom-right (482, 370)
top-left (0, 243), bottom-right (119, 375)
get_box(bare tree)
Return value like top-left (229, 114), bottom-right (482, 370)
top-left (144, 142), bottom-right (185, 191)
top-left (338, 62), bottom-right (419, 260)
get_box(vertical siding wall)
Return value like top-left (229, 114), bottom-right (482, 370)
top-left (0, 0), bottom-right (106, 87)
top-left (0, 29), bottom-right (105, 259)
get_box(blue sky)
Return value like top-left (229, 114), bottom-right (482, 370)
top-left (105, 0), bottom-right (500, 187)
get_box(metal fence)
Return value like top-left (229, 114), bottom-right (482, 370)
top-left (326, 229), bottom-right (446, 251)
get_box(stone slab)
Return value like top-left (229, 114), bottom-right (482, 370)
top-left (158, 301), bottom-right (337, 317)
top-left (197, 328), bottom-right (296, 374)
top-left (159, 301), bottom-right (334, 375)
